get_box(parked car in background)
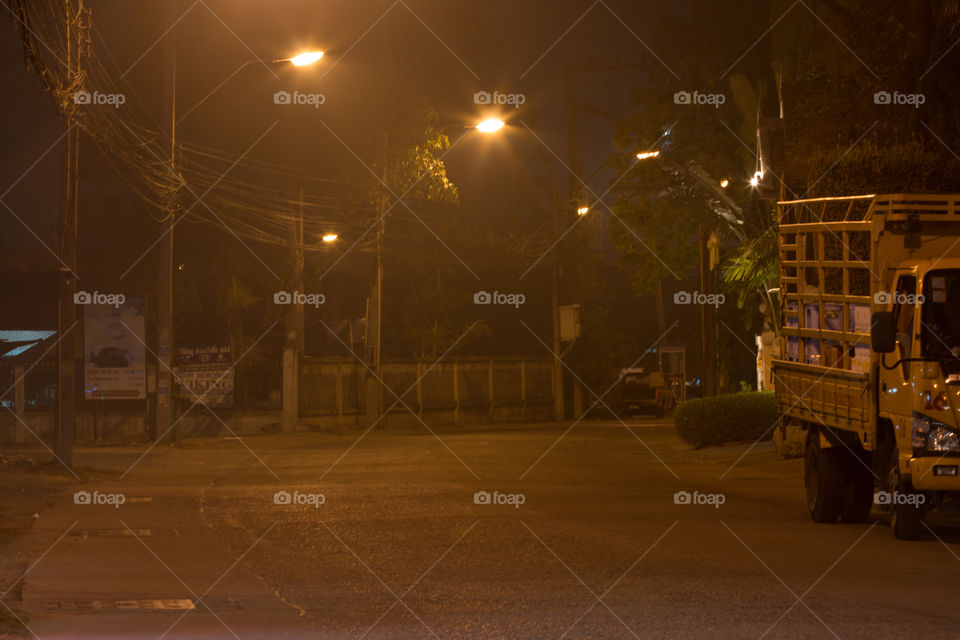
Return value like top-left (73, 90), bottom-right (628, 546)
top-left (612, 367), bottom-right (676, 418)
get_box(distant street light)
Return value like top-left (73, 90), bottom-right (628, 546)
top-left (629, 145), bottom-right (757, 398)
top-left (476, 118), bottom-right (505, 133)
top-left (322, 233), bottom-right (338, 243)
top-left (576, 205), bottom-right (590, 216)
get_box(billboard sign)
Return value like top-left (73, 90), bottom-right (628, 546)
top-left (83, 298), bottom-right (146, 400)
top-left (175, 344), bottom-right (233, 407)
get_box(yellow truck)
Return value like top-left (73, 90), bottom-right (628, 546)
top-left (774, 194), bottom-right (960, 539)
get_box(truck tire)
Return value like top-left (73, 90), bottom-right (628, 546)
top-left (805, 435), bottom-right (843, 523)
top-left (840, 452), bottom-right (874, 524)
top-left (887, 445), bottom-right (925, 540)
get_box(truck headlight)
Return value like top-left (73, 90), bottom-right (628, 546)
top-left (914, 413), bottom-right (960, 452)
top-left (928, 425), bottom-right (960, 452)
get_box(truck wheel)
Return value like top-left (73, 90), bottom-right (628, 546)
top-left (805, 435), bottom-right (843, 523)
top-left (840, 453), bottom-right (874, 524)
top-left (887, 446), bottom-right (925, 540)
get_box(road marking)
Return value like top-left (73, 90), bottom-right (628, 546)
top-left (44, 599), bottom-right (195, 612)
top-left (40, 597), bottom-right (242, 613)
top-left (69, 528), bottom-right (179, 537)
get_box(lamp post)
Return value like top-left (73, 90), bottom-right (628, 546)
top-left (158, 42), bottom-right (324, 444)
top-left (175, 51), bottom-right (324, 125)
top-left (364, 119), bottom-right (503, 425)
top-left (633, 150), bottom-right (746, 397)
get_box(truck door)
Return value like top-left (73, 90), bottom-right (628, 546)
top-left (879, 274), bottom-right (919, 427)
top-left (893, 275), bottom-right (918, 378)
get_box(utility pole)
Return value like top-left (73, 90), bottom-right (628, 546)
top-left (157, 0), bottom-right (177, 445)
top-left (365, 133), bottom-right (388, 426)
top-left (550, 180), bottom-right (564, 421)
top-left (553, 31), bottom-right (586, 422)
top-left (56, 0), bottom-right (86, 466)
top-left (559, 31), bottom-right (646, 421)
top-left (282, 186), bottom-right (304, 432)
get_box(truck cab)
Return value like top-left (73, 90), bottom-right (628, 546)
top-left (874, 265), bottom-right (960, 495)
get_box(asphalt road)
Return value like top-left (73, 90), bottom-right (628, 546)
top-left (6, 419), bottom-right (960, 639)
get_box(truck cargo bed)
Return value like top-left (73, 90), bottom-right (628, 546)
top-left (772, 359), bottom-right (871, 436)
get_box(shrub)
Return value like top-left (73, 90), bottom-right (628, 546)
top-left (674, 391), bottom-right (777, 448)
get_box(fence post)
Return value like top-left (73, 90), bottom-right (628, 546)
top-left (453, 358), bottom-right (460, 423)
top-left (520, 360), bottom-right (527, 421)
top-left (417, 359), bottom-right (424, 418)
top-left (336, 360), bottom-right (342, 427)
top-left (14, 364), bottom-right (25, 443)
top-left (488, 359), bottom-right (495, 419)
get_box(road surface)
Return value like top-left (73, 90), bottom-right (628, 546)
top-left (4, 419), bottom-right (960, 639)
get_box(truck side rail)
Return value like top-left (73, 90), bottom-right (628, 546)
top-left (778, 213), bottom-right (874, 370)
top-left (772, 359), bottom-right (871, 436)
top-left (778, 194), bottom-right (875, 225)
top-left (870, 193), bottom-right (960, 220)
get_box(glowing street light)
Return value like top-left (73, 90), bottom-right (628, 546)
top-left (286, 51), bottom-right (324, 67)
top-left (322, 233), bottom-right (338, 243)
top-left (576, 205), bottom-right (590, 216)
top-left (180, 50), bottom-right (326, 125)
top-left (720, 179), bottom-right (730, 188)
top-left (636, 150), bottom-right (660, 160)
top-left (476, 118), bottom-right (505, 133)
top-left (750, 171), bottom-right (762, 187)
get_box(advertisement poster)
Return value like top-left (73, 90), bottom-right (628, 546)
top-left (83, 297), bottom-right (146, 400)
top-left (175, 344), bottom-right (233, 407)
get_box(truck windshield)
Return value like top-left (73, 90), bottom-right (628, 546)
top-left (921, 269), bottom-right (960, 373)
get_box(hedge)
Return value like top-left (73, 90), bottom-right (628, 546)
top-left (673, 391), bottom-right (778, 448)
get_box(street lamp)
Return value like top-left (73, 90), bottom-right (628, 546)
top-left (286, 51), bottom-right (324, 67)
top-left (159, 49), bottom-right (327, 444)
top-left (633, 146), bottom-right (752, 398)
top-left (576, 205), bottom-right (590, 216)
top-left (365, 116), bottom-right (506, 423)
top-left (322, 233), bottom-right (338, 243)
top-left (177, 51), bottom-right (325, 125)
top-left (476, 118), bottom-right (505, 133)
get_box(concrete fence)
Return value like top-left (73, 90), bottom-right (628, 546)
top-left (298, 356), bottom-right (555, 426)
top-left (0, 356), bottom-right (556, 444)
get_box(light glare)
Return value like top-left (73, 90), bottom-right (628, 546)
top-left (636, 150), bottom-right (660, 160)
top-left (476, 118), bottom-right (505, 133)
top-left (289, 51), bottom-right (324, 67)
top-left (322, 233), bottom-right (338, 243)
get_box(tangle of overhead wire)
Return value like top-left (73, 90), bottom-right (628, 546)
top-left (9, 0), bottom-right (577, 267)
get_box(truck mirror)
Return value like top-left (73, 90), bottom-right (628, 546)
top-left (871, 311), bottom-right (896, 353)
